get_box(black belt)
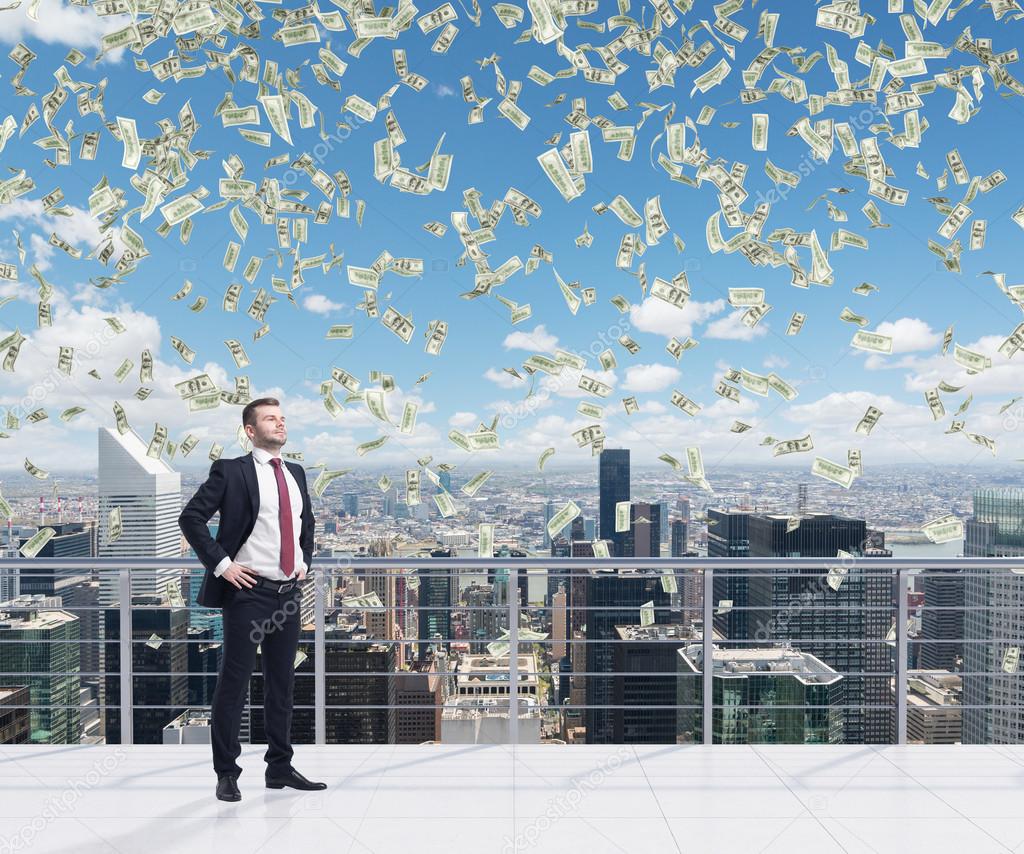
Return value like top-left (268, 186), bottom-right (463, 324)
top-left (250, 575), bottom-right (300, 594)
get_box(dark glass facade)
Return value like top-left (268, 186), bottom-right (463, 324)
top-left (598, 449), bottom-right (630, 557)
top-left (585, 570), bottom-right (671, 743)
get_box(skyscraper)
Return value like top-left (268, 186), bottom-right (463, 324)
top-left (259, 623), bottom-right (397, 744)
top-left (394, 663), bottom-right (441, 744)
top-left (744, 513), bottom-right (892, 745)
top-left (919, 568), bottom-right (964, 672)
top-left (97, 427), bottom-right (182, 605)
top-left (15, 522), bottom-right (91, 599)
top-left (598, 449), bottom-right (630, 557)
top-left (963, 488), bottom-right (1024, 744)
top-left (103, 597), bottom-right (189, 744)
top-left (16, 523), bottom-right (97, 682)
top-left (418, 548), bottom-right (455, 660)
top-left (622, 502), bottom-right (660, 557)
top-left (678, 645), bottom-right (844, 744)
top-left (0, 599), bottom-right (80, 744)
top-left (585, 569), bottom-right (671, 743)
top-left (670, 518), bottom-right (688, 558)
top-left (342, 492), bottom-right (359, 517)
top-left (707, 509), bottom-right (750, 558)
top-left (612, 623), bottom-right (707, 743)
top-left (358, 538), bottom-right (397, 643)
top-left (707, 509), bottom-right (751, 641)
top-left (570, 515), bottom-right (585, 542)
top-left (383, 486), bottom-right (399, 518)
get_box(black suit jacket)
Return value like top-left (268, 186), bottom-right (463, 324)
top-left (178, 452), bottom-right (315, 609)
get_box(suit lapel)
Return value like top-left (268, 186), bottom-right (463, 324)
top-left (241, 451), bottom-right (259, 518)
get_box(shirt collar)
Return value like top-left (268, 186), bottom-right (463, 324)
top-left (252, 446), bottom-right (281, 465)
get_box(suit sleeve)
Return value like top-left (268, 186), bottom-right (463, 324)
top-left (298, 466), bottom-right (315, 573)
top-left (178, 459), bottom-right (232, 573)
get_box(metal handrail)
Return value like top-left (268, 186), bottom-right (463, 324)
top-left (2, 557), bottom-right (1021, 568)
top-left (1, 556), bottom-right (1020, 747)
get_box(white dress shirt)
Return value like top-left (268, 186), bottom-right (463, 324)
top-left (214, 446), bottom-right (306, 580)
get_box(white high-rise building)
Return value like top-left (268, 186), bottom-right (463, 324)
top-left (97, 427), bottom-right (182, 605)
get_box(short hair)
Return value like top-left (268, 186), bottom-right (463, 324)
top-left (242, 397), bottom-right (280, 430)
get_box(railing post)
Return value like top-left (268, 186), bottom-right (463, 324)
top-left (508, 567), bottom-right (519, 745)
top-left (314, 567), bottom-right (326, 745)
top-left (118, 568), bottom-right (133, 746)
top-left (896, 566), bottom-right (908, 745)
top-left (702, 567), bottom-right (714, 746)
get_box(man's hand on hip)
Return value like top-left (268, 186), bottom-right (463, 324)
top-left (223, 562), bottom-right (260, 589)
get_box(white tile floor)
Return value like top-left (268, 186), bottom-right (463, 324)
top-left (0, 744), bottom-right (1022, 854)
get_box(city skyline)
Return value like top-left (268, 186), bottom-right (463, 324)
top-left (0, 426), bottom-right (1020, 756)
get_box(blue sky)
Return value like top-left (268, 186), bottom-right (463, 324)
top-left (1, 0), bottom-right (1023, 479)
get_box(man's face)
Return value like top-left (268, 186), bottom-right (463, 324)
top-left (248, 405), bottom-right (286, 448)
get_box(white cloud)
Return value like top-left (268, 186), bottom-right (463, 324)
top-left (0, 200), bottom-right (111, 252)
top-left (902, 334), bottom-right (1024, 396)
top-left (763, 354), bottom-right (790, 370)
top-left (503, 324), bottom-right (558, 351)
top-left (434, 83), bottom-right (456, 97)
top-left (449, 411), bottom-right (478, 429)
top-left (622, 363), bottom-right (680, 393)
top-left (874, 317), bottom-right (941, 353)
top-left (483, 367), bottom-right (527, 389)
top-left (705, 309), bottom-right (768, 341)
top-left (538, 367), bottom-right (616, 399)
top-left (0, 0), bottom-right (128, 54)
top-left (629, 297), bottom-right (724, 338)
top-left (301, 293), bottom-right (345, 315)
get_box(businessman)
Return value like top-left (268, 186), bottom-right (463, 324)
top-left (178, 397), bottom-right (327, 802)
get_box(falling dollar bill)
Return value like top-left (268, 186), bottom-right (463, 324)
top-left (23, 458), bottom-right (48, 479)
top-left (107, 507), bottom-right (123, 543)
top-left (774, 435), bottom-right (814, 457)
top-left (851, 331), bottom-right (893, 354)
top-left (639, 600), bottom-right (655, 627)
top-left (615, 500), bottom-right (630, 532)
top-left (461, 470), bottom-right (492, 496)
top-left (547, 500), bottom-right (581, 541)
top-left (19, 526), bottom-right (56, 558)
top-left (343, 592), bottom-right (384, 609)
top-left (478, 523), bottom-right (494, 557)
top-left (811, 457), bottom-right (856, 489)
top-left (921, 515), bottom-right (964, 544)
top-left (826, 550), bottom-right (855, 592)
top-left (433, 490), bottom-right (457, 517)
top-left (312, 469), bottom-right (351, 499)
top-left (855, 406), bottom-right (883, 436)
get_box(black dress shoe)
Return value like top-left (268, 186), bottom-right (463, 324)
top-left (265, 768), bottom-right (327, 790)
top-left (216, 775), bottom-right (241, 802)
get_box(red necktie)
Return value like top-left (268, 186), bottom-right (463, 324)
top-left (270, 458), bottom-right (295, 577)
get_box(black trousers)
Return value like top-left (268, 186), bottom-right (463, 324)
top-left (211, 580), bottom-right (302, 778)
